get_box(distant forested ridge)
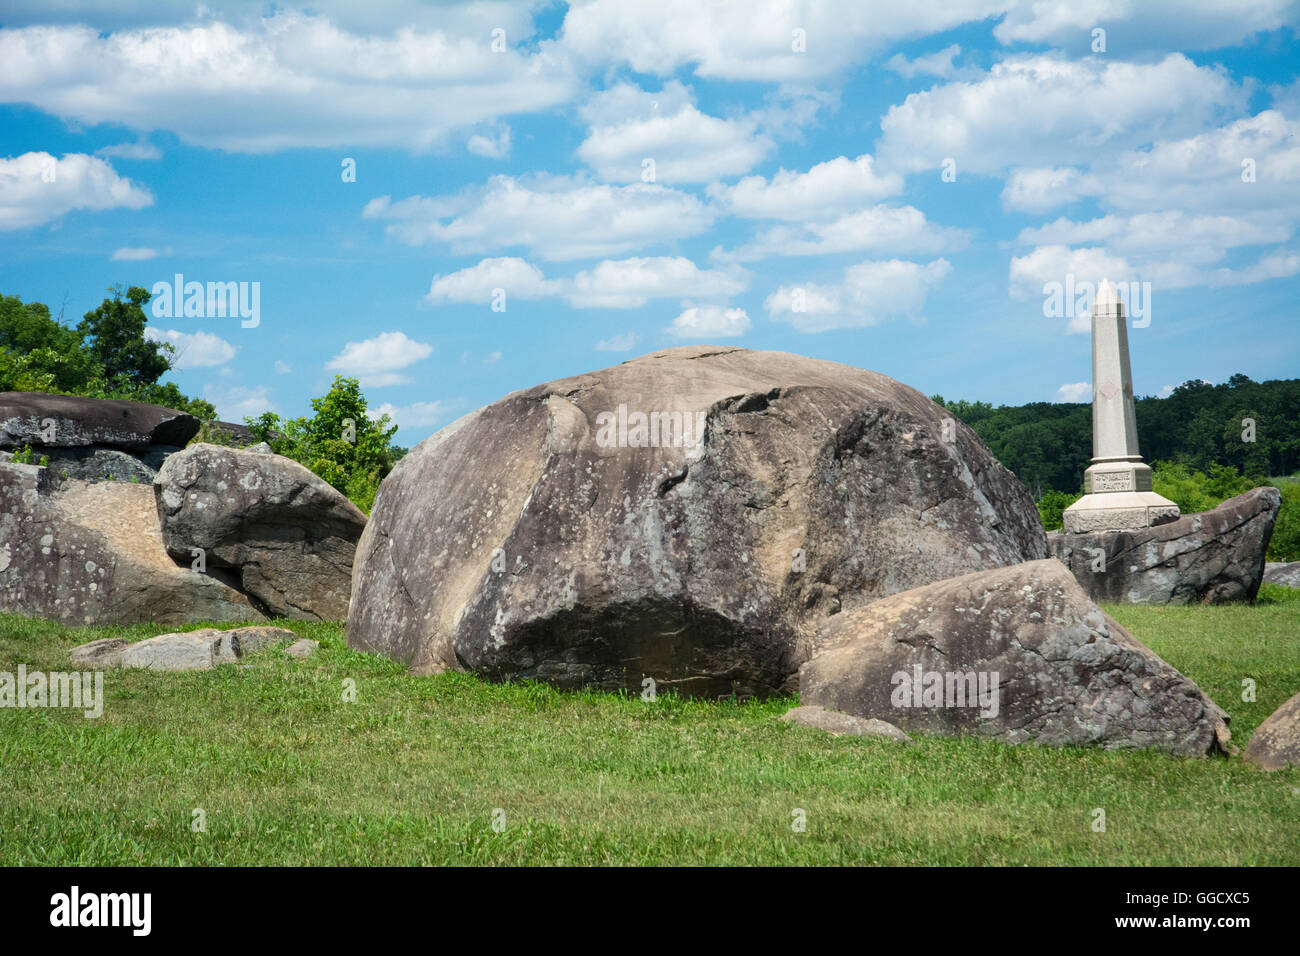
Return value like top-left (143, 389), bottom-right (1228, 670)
top-left (932, 375), bottom-right (1300, 496)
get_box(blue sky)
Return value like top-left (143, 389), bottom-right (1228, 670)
top-left (1, 1), bottom-right (1297, 446)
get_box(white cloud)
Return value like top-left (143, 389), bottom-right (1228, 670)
top-left (559, 1), bottom-right (1009, 81)
top-left (372, 399), bottom-right (450, 430)
top-left (0, 152), bottom-right (152, 230)
top-left (0, 16), bottom-right (577, 153)
top-left (426, 257), bottom-right (557, 305)
top-left (993, 0), bottom-right (1298, 51)
top-left (274, 359), bottom-right (292, 374)
top-left (467, 125), bottom-right (511, 159)
top-left (426, 255), bottom-right (746, 309)
top-left (1157, 384), bottom-right (1175, 399)
top-left (484, 351), bottom-right (502, 364)
top-left (365, 174), bottom-right (715, 261)
top-left (766, 258), bottom-right (951, 333)
top-left (707, 153), bottom-right (901, 221)
top-left (667, 306), bottom-right (751, 339)
top-left (145, 328), bottom-right (237, 369)
top-left (594, 332), bottom-right (640, 352)
top-left (1001, 167), bottom-right (1101, 214)
top-left (1055, 382), bottom-right (1092, 403)
top-left (723, 204), bottom-right (967, 262)
top-left (325, 330), bottom-right (433, 387)
top-left (566, 257), bottom-right (747, 308)
top-left (885, 44), bottom-right (968, 80)
top-left (111, 246), bottom-right (162, 261)
top-left (95, 139), bottom-right (160, 160)
top-left (877, 54), bottom-right (1245, 177)
top-left (576, 81), bottom-right (772, 183)
top-left (203, 383), bottom-right (275, 421)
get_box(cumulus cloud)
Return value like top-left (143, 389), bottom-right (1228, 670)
top-left (766, 258), bottom-right (951, 332)
top-left (667, 306), bottom-right (751, 339)
top-left (0, 152), bottom-right (152, 230)
top-left (559, 0), bottom-right (1009, 81)
top-left (877, 54), bottom-right (1245, 177)
top-left (325, 330), bottom-right (433, 387)
top-left (467, 125), bottom-right (511, 159)
top-left (95, 139), bottom-right (160, 160)
top-left (0, 16), bottom-right (577, 153)
top-left (722, 204), bottom-right (967, 262)
top-left (993, 0), bottom-right (1297, 51)
top-left (365, 174), bottom-right (714, 261)
top-left (707, 153), bottom-right (901, 221)
top-left (426, 257), bottom-right (557, 305)
top-left (1055, 382), bottom-right (1092, 403)
top-left (203, 383), bottom-right (275, 420)
top-left (372, 399), bottom-right (451, 430)
top-left (145, 328), bottom-right (237, 369)
top-left (427, 255), bottom-right (747, 309)
top-left (576, 81), bottom-right (772, 183)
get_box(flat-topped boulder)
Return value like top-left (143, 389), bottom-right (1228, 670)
top-left (0, 391), bottom-right (198, 451)
top-left (0, 460), bottom-right (260, 626)
top-left (348, 346), bottom-right (1048, 694)
top-left (71, 625), bottom-right (297, 671)
top-left (155, 443), bottom-right (367, 621)
top-left (800, 558), bottom-right (1229, 756)
top-left (1048, 487), bottom-right (1280, 604)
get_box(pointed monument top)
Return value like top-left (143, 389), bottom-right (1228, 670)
top-left (1094, 278), bottom-right (1123, 316)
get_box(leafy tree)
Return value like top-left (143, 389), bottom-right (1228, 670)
top-left (77, 285), bottom-right (173, 388)
top-left (247, 376), bottom-right (402, 512)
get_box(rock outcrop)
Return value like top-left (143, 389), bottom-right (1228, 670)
top-left (799, 559), bottom-right (1228, 756)
top-left (155, 444), bottom-right (367, 621)
top-left (0, 391), bottom-right (198, 483)
top-left (70, 626), bottom-right (297, 671)
top-left (348, 346), bottom-right (1048, 694)
top-left (1047, 487), bottom-right (1280, 604)
top-left (1264, 562), bottom-right (1300, 588)
top-left (1243, 691), bottom-right (1300, 770)
top-left (0, 460), bottom-right (260, 626)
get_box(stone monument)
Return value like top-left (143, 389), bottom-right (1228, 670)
top-left (1062, 279), bottom-right (1179, 533)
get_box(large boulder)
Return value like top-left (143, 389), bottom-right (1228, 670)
top-left (799, 558), bottom-right (1228, 756)
top-left (348, 346), bottom-right (1048, 694)
top-left (0, 391), bottom-right (198, 483)
top-left (1047, 487), bottom-right (1280, 604)
top-left (0, 460), bottom-right (260, 626)
top-left (1243, 691), bottom-right (1300, 770)
top-left (154, 444), bottom-right (367, 621)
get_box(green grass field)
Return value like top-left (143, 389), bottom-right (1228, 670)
top-left (2, 588), bottom-right (1298, 866)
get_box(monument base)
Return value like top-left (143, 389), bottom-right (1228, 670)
top-left (1063, 490), bottom-right (1180, 533)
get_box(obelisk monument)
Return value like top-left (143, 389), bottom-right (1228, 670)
top-left (1062, 279), bottom-right (1179, 533)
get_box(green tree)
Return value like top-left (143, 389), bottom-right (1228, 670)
top-left (77, 285), bottom-right (173, 388)
top-left (247, 376), bottom-right (401, 512)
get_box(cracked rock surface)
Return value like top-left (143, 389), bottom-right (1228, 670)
top-left (154, 443), bottom-right (367, 621)
top-left (1048, 487), bottom-right (1280, 604)
top-left (0, 459), bottom-right (259, 626)
top-left (348, 345), bottom-right (1048, 695)
top-left (800, 558), bottom-right (1229, 755)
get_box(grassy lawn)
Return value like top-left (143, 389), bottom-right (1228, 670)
top-left (1, 587), bottom-right (1298, 866)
